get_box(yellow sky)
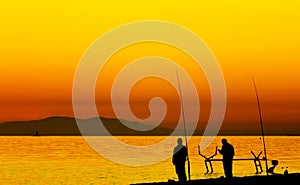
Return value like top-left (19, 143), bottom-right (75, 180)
top-left (0, 0), bottom-right (299, 132)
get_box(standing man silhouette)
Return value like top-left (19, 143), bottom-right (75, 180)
top-left (218, 138), bottom-right (235, 179)
top-left (172, 138), bottom-right (188, 182)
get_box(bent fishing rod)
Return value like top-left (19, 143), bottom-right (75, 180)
top-left (175, 67), bottom-right (191, 181)
top-left (252, 76), bottom-right (269, 176)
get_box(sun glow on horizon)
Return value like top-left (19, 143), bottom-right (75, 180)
top-left (0, 0), bottom-right (299, 133)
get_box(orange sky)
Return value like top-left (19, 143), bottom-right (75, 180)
top-left (0, 1), bottom-right (299, 133)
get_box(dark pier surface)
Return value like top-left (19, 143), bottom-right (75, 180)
top-left (131, 173), bottom-right (300, 185)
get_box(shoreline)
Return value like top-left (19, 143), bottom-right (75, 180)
top-left (131, 173), bottom-right (300, 185)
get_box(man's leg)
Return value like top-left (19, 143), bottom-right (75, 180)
top-left (224, 161), bottom-right (233, 178)
top-left (176, 164), bottom-right (186, 182)
top-left (178, 170), bottom-right (187, 182)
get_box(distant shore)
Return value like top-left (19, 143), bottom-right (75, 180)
top-left (0, 116), bottom-right (299, 136)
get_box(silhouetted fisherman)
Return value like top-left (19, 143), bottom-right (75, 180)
top-left (267, 160), bottom-right (278, 175)
top-left (218, 138), bottom-right (235, 178)
top-left (172, 138), bottom-right (188, 183)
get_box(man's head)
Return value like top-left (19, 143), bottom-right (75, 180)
top-left (222, 138), bottom-right (228, 145)
top-left (177, 138), bottom-right (183, 145)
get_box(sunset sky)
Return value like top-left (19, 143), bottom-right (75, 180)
top-left (0, 0), bottom-right (299, 134)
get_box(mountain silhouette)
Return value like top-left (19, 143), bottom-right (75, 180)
top-left (0, 116), bottom-right (184, 136)
top-left (0, 117), bottom-right (298, 136)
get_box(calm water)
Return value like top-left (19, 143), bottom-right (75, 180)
top-left (0, 136), bottom-right (300, 185)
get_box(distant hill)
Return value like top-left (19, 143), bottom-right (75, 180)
top-left (0, 116), bottom-right (185, 136)
top-left (0, 117), bottom-right (297, 136)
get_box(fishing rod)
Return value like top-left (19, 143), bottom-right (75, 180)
top-left (175, 67), bottom-right (191, 181)
top-left (252, 76), bottom-right (269, 176)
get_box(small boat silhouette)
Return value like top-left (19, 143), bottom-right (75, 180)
top-left (34, 131), bottom-right (40, 136)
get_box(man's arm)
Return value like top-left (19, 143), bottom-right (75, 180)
top-left (218, 148), bottom-right (223, 155)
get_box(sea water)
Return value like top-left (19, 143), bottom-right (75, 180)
top-left (0, 136), bottom-right (299, 185)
